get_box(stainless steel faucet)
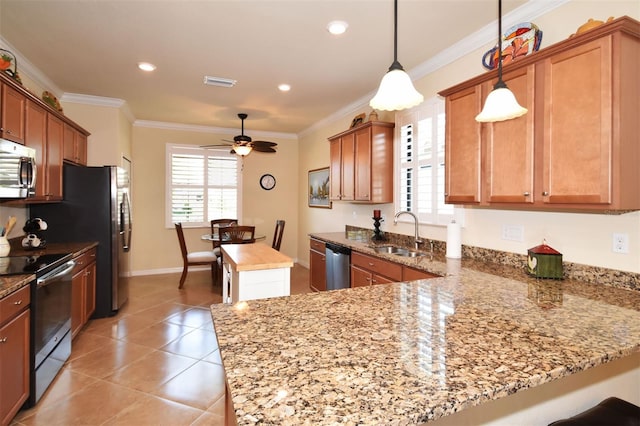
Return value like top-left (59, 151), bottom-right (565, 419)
top-left (393, 211), bottom-right (423, 250)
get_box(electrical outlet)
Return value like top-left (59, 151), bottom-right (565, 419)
top-left (501, 225), bottom-right (524, 242)
top-left (612, 233), bottom-right (629, 254)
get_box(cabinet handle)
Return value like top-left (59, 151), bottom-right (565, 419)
top-left (0, 337), bottom-right (7, 343)
top-left (523, 192), bottom-right (530, 196)
top-left (368, 262), bottom-right (374, 266)
top-left (542, 191), bottom-right (549, 196)
top-left (13, 300), bottom-right (22, 305)
top-left (444, 193), bottom-right (449, 197)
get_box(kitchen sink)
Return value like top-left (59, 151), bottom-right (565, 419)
top-left (370, 245), bottom-right (427, 257)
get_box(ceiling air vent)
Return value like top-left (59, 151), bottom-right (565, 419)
top-left (203, 76), bottom-right (237, 88)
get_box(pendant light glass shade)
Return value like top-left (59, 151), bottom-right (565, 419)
top-left (475, 85), bottom-right (527, 122)
top-left (233, 145), bottom-right (252, 156)
top-left (369, 0), bottom-right (423, 111)
top-left (475, 0), bottom-right (527, 123)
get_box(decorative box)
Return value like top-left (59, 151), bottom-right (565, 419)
top-left (527, 242), bottom-right (563, 279)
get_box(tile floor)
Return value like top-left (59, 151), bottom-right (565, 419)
top-left (12, 264), bottom-right (311, 426)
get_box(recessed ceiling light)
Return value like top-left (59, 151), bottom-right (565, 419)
top-left (137, 62), bottom-right (156, 72)
top-left (327, 20), bottom-right (348, 35)
top-left (278, 84), bottom-right (291, 92)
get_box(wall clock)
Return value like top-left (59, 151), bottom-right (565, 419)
top-left (260, 173), bottom-right (276, 190)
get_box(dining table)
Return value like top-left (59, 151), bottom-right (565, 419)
top-left (200, 233), bottom-right (266, 243)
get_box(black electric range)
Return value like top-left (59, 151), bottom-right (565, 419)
top-left (0, 253), bottom-right (73, 277)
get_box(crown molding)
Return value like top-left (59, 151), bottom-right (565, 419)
top-left (60, 93), bottom-right (136, 123)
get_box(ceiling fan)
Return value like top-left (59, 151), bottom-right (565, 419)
top-left (201, 113), bottom-right (277, 156)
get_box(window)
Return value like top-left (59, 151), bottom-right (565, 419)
top-left (166, 144), bottom-right (241, 228)
top-left (395, 97), bottom-right (455, 225)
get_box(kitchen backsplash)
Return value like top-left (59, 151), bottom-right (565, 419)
top-left (345, 225), bottom-right (639, 292)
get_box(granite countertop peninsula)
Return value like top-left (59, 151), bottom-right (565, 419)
top-left (0, 241), bottom-right (98, 300)
top-left (211, 232), bottom-right (640, 425)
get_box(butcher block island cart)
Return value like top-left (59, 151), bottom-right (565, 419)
top-left (211, 253), bottom-right (639, 425)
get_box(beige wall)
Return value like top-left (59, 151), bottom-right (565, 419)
top-left (296, 1), bottom-right (640, 274)
top-left (131, 124), bottom-right (298, 274)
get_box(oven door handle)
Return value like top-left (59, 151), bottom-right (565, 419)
top-left (36, 261), bottom-right (75, 288)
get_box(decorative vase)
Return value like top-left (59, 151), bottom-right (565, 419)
top-left (0, 236), bottom-right (10, 257)
top-left (368, 110), bottom-right (379, 122)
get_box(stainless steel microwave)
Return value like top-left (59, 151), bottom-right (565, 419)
top-left (0, 138), bottom-right (36, 199)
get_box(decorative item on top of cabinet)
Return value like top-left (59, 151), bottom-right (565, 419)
top-left (328, 120), bottom-right (394, 204)
top-left (0, 285), bottom-right (30, 426)
top-left (309, 238), bottom-right (326, 292)
top-left (439, 16), bottom-right (640, 212)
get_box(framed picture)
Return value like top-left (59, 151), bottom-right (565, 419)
top-left (308, 167), bottom-right (331, 208)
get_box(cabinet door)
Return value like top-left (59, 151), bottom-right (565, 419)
top-left (541, 37), bottom-right (612, 205)
top-left (46, 114), bottom-right (64, 199)
top-left (445, 85), bottom-right (482, 204)
top-left (63, 122), bottom-right (77, 162)
top-left (329, 138), bottom-right (342, 201)
top-left (0, 309), bottom-right (30, 426)
top-left (340, 133), bottom-right (355, 201)
top-left (354, 126), bottom-right (372, 201)
top-left (403, 267), bottom-right (439, 281)
top-left (76, 133), bottom-right (88, 165)
top-left (350, 265), bottom-right (372, 288)
top-left (483, 65), bottom-right (535, 204)
top-left (84, 262), bottom-right (96, 321)
top-left (0, 83), bottom-right (26, 144)
top-left (71, 270), bottom-right (84, 339)
top-left (371, 273), bottom-right (393, 285)
top-left (309, 249), bottom-right (326, 292)
top-left (25, 101), bottom-right (47, 199)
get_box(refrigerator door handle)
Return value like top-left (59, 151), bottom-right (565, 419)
top-left (120, 192), bottom-right (132, 251)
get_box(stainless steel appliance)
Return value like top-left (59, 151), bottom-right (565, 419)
top-left (0, 138), bottom-right (36, 199)
top-left (0, 253), bottom-right (74, 406)
top-left (325, 243), bottom-right (351, 290)
top-left (30, 164), bottom-right (132, 317)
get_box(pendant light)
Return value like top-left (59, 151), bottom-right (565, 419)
top-left (475, 0), bottom-right (527, 122)
top-left (370, 0), bottom-right (423, 111)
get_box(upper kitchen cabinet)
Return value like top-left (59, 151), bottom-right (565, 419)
top-left (439, 16), bottom-right (640, 212)
top-left (328, 121), bottom-right (394, 204)
top-left (63, 122), bottom-right (88, 165)
top-left (25, 100), bottom-right (63, 202)
top-left (0, 82), bottom-right (26, 144)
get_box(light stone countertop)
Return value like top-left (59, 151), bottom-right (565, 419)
top-left (210, 233), bottom-right (640, 425)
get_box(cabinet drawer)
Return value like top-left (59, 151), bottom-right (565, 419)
top-left (73, 248), bottom-right (97, 274)
top-left (351, 252), bottom-right (402, 282)
top-left (0, 285), bottom-right (30, 325)
top-left (403, 267), bottom-right (439, 281)
top-left (309, 238), bottom-right (326, 253)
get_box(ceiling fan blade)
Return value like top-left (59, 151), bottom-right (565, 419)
top-left (252, 146), bottom-right (276, 153)
top-left (221, 139), bottom-right (235, 143)
top-left (201, 143), bottom-right (232, 148)
top-left (250, 140), bottom-right (278, 147)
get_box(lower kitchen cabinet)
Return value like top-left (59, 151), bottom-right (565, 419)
top-left (309, 238), bottom-right (326, 292)
top-left (403, 266), bottom-right (440, 281)
top-left (0, 286), bottom-right (30, 426)
top-left (71, 248), bottom-right (97, 338)
top-left (351, 252), bottom-right (402, 287)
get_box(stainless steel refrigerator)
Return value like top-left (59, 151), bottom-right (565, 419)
top-left (30, 163), bottom-right (132, 318)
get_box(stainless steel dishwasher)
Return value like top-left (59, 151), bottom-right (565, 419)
top-left (325, 243), bottom-right (351, 290)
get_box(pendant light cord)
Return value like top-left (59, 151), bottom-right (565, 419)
top-left (388, 0), bottom-right (403, 72)
top-left (494, 0), bottom-right (507, 89)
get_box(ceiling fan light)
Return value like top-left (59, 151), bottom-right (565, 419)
top-left (370, 68), bottom-right (424, 111)
top-left (233, 145), bottom-right (252, 156)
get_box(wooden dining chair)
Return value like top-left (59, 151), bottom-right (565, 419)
top-left (175, 223), bottom-right (217, 289)
top-left (272, 220), bottom-right (285, 251)
top-left (219, 225), bottom-right (256, 244)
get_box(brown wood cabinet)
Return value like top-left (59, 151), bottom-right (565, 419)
top-left (309, 238), bottom-right (326, 292)
top-left (439, 16), bottom-right (640, 212)
top-left (0, 82), bottom-right (26, 144)
top-left (351, 251), bottom-right (402, 287)
top-left (63, 122), bottom-right (88, 165)
top-left (328, 121), bottom-right (395, 203)
top-left (71, 248), bottom-right (97, 338)
top-left (403, 266), bottom-right (440, 281)
top-left (25, 101), bottom-right (64, 202)
top-left (0, 286), bottom-right (30, 426)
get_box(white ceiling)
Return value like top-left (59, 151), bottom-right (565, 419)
top-left (0, 0), bottom-right (533, 135)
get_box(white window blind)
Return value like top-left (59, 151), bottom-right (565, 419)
top-left (395, 97), bottom-right (454, 225)
top-left (166, 144), bottom-right (240, 228)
